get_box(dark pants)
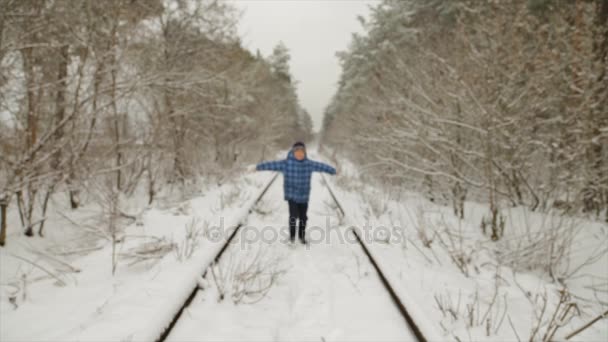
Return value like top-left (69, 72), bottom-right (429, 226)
top-left (288, 200), bottom-right (308, 242)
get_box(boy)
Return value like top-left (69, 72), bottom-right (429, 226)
top-left (255, 142), bottom-right (336, 244)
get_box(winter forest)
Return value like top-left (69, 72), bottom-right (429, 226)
top-left (322, 0), bottom-right (608, 225)
top-left (1, 0), bottom-right (607, 342)
top-left (0, 0), bottom-right (312, 239)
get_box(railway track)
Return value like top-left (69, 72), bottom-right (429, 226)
top-left (321, 174), bottom-right (438, 342)
top-left (156, 173), bottom-right (279, 342)
top-left (157, 172), bottom-right (437, 342)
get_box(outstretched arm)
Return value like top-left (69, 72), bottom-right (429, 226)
top-left (256, 160), bottom-right (286, 172)
top-left (309, 160), bottom-right (336, 175)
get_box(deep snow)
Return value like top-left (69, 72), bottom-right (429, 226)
top-left (167, 173), bottom-right (417, 341)
top-left (1, 149), bottom-right (606, 342)
top-left (318, 151), bottom-right (608, 342)
top-left (0, 172), bottom-right (277, 341)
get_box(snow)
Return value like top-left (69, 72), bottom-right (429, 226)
top-left (318, 151), bottom-right (608, 342)
top-left (322, 174), bottom-right (444, 342)
top-left (1, 172), bottom-right (277, 341)
top-left (1, 148), bottom-right (606, 341)
top-left (166, 172), bottom-right (418, 341)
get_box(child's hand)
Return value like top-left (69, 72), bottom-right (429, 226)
top-left (246, 164), bottom-right (256, 173)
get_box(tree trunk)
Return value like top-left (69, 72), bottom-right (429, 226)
top-left (595, 0), bottom-right (608, 218)
top-left (147, 168), bottom-right (155, 205)
top-left (68, 55), bottom-right (104, 210)
top-left (0, 197), bottom-right (7, 247)
top-left (161, 22), bottom-right (185, 184)
top-left (109, 26), bottom-right (123, 192)
top-left (23, 182), bottom-right (37, 237)
top-left (22, 47), bottom-right (37, 150)
top-left (52, 44), bottom-right (69, 170)
top-left (21, 47), bottom-right (37, 237)
top-left (37, 183), bottom-right (56, 237)
top-left (69, 189), bottom-right (79, 209)
top-left (0, 2), bottom-right (6, 67)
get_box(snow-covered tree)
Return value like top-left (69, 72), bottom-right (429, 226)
top-left (322, 0), bottom-right (608, 224)
top-left (268, 41), bottom-right (292, 81)
top-left (0, 0), bottom-right (310, 245)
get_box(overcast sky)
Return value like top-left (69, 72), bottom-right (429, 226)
top-left (233, 0), bottom-right (377, 132)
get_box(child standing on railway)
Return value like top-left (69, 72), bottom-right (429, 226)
top-left (254, 142), bottom-right (336, 244)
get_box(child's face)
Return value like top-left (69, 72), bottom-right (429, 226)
top-left (294, 148), bottom-right (306, 160)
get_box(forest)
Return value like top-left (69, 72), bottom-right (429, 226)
top-left (0, 0), bottom-right (312, 245)
top-left (322, 0), bottom-right (608, 232)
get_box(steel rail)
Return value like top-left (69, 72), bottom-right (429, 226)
top-left (157, 173), bottom-right (279, 342)
top-left (322, 174), bottom-right (429, 342)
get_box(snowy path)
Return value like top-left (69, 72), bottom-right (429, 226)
top-left (167, 174), bottom-right (417, 341)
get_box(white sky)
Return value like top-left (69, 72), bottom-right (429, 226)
top-left (233, 0), bottom-right (377, 132)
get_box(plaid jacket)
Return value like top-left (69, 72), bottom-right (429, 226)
top-left (256, 150), bottom-right (336, 203)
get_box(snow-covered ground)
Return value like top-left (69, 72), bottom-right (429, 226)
top-left (1, 148), bottom-right (606, 341)
top-left (0, 171), bottom-right (277, 341)
top-left (320, 152), bottom-right (608, 342)
top-left (167, 173), bottom-right (417, 341)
